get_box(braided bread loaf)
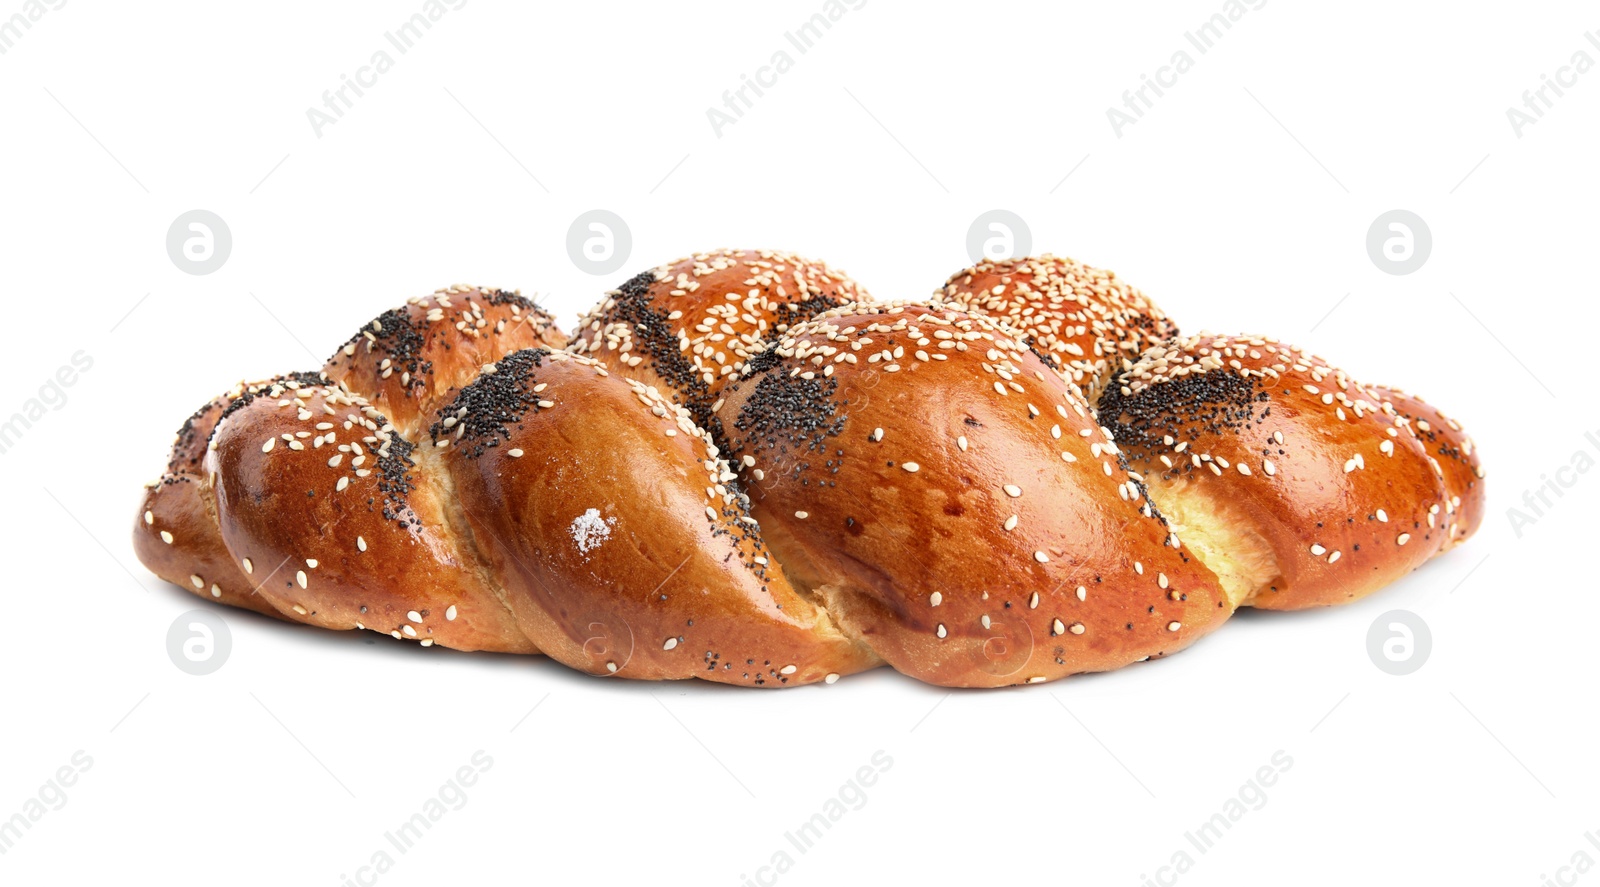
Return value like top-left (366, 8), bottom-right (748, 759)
top-left (133, 252), bottom-right (1485, 687)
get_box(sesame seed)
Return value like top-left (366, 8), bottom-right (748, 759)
top-left (795, 510), bottom-right (809, 519)
top-left (663, 638), bottom-right (678, 650)
top-left (445, 605), bottom-right (457, 620)
top-left (825, 673), bottom-right (840, 684)
top-left (1397, 533), bottom-right (1410, 545)
top-left (1003, 484), bottom-right (1022, 497)
top-left (1029, 592), bottom-right (1039, 608)
top-left (957, 435), bottom-right (969, 451)
top-left (929, 591), bottom-right (942, 607)
top-left (1053, 618), bottom-right (1066, 635)
top-left (160, 531), bottom-right (174, 545)
top-left (1167, 621), bottom-right (1182, 632)
top-left (242, 557), bottom-right (253, 573)
top-left (407, 610), bottom-right (423, 623)
top-left (1076, 586), bottom-right (1087, 601)
top-left (1003, 515), bottom-right (1018, 531)
top-left (936, 624), bottom-right (947, 639)
top-left (296, 570), bottom-right (308, 589)
top-left (357, 536), bottom-right (367, 551)
top-left (210, 584), bottom-right (221, 598)
top-left (508, 448), bottom-right (524, 458)
top-left (780, 664), bottom-right (797, 675)
top-left (189, 575), bottom-right (203, 589)
top-left (1034, 551), bottom-right (1050, 563)
top-left (902, 462), bottom-right (920, 473)
top-left (143, 510), bottom-right (153, 525)
top-left (1069, 622), bottom-right (1085, 635)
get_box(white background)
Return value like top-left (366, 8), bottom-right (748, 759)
top-left (2, 2), bottom-right (1595, 884)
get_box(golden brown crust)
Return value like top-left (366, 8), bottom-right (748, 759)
top-left (433, 348), bottom-right (878, 686)
top-left (131, 268), bottom-right (1488, 687)
top-left (718, 301), bottom-right (1231, 687)
top-left (936, 255), bottom-right (1178, 402)
top-left (205, 374), bottom-right (538, 653)
top-left (1367, 386), bottom-right (1486, 551)
top-left (323, 285), bottom-right (563, 432)
top-left (133, 388), bottom-right (286, 619)
top-left (132, 284), bottom-right (566, 653)
top-left (569, 249), bottom-right (869, 447)
top-left (1099, 334), bottom-right (1482, 610)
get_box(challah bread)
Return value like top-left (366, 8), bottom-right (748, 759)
top-left (205, 372), bottom-right (539, 653)
top-left (434, 348), bottom-right (876, 685)
top-left (569, 249), bottom-right (869, 448)
top-left (134, 388), bottom-right (287, 619)
top-left (135, 285), bottom-right (566, 650)
top-left (1366, 386), bottom-right (1485, 550)
top-left (718, 301), bottom-right (1232, 687)
top-left (132, 252), bottom-right (1486, 687)
top-left (136, 283), bottom-right (876, 685)
top-left (936, 255), bottom-right (1178, 402)
top-left (1097, 334), bottom-right (1487, 610)
top-left (322, 286), bottom-right (565, 431)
